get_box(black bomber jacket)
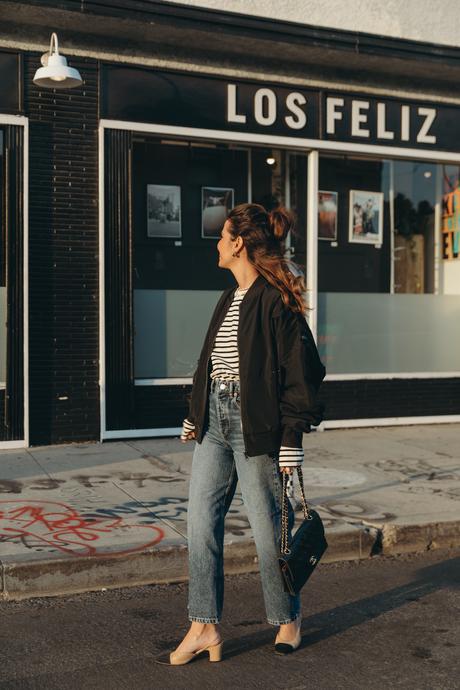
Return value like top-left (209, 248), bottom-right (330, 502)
top-left (186, 273), bottom-right (326, 457)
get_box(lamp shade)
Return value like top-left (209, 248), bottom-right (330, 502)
top-left (33, 33), bottom-right (82, 89)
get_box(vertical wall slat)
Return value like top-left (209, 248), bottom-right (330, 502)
top-left (104, 128), bottom-right (134, 430)
top-left (2, 125), bottom-right (24, 440)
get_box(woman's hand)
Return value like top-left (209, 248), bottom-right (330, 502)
top-left (280, 465), bottom-right (295, 497)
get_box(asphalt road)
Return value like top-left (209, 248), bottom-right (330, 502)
top-left (0, 548), bottom-right (458, 690)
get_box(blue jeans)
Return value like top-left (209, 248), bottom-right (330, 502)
top-left (187, 377), bottom-right (301, 626)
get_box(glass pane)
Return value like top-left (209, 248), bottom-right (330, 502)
top-left (134, 289), bottom-right (220, 377)
top-left (393, 160), bottom-right (437, 294)
top-left (317, 155), bottom-right (460, 374)
top-left (318, 293), bottom-right (460, 373)
top-left (0, 129), bottom-right (5, 386)
top-left (132, 138), bottom-right (308, 379)
top-left (441, 165), bottom-right (460, 289)
top-left (288, 153), bottom-right (308, 274)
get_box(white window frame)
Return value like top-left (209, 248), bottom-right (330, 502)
top-left (0, 114), bottom-right (29, 449)
top-left (99, 118), bottom-right (460, 439)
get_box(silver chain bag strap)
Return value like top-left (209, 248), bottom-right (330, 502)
top-left (279, 467), bottom-right (328, 595)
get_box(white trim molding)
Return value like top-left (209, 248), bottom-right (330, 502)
top-left (317, 415), bottom-right (460, 430)
top-left (102, 414), bottom-right (460, 441)
top-left (135, 372), bottom-right (460, 385)
top-left (100, 119), bottom-right (460, 164)
top-left (23, 117), bottom-right (29, 448)
top-left (0, 114), bottom-right (29, 450)
top-left (0, 115), bottom-right (28, 127)
top-left (98, 122), bottom-right (106, 442)
top-left (103, 426), bottom-right (183, 440)
top-left (135, 378), bottom-right (193, 386)
top-left (0, 440), bottom-right (30, 449)
top-left (306, 150), bottom-right (319, 340)
top-left (325, 372), bottom-right (460, 381)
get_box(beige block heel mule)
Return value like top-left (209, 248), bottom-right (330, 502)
top-left (170, 640), bottom-right (224, 665)
top-left (155, 640), bottom-right (224, 666)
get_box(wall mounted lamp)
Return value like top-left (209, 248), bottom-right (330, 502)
top-left (33, 32), bottom-right (82, 89)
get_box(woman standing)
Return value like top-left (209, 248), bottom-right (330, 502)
top-left (165, 203), bottom-right (326, 665)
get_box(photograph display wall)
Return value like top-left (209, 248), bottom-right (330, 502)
top-left (317, 155), bottom-right (391, 293)
top-left (133, 139), bottom-right (248, 291)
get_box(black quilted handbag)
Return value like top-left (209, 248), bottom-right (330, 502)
top-left (278, 467), bottom-right (328, 595)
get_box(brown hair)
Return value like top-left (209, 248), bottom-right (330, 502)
top-left (227, 203), bottom-right (309, 314)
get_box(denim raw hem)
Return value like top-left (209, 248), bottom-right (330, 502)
top-left (188, 615), bottom-right (220, 624)
top-left (267, 612), bottom-right (301, 626)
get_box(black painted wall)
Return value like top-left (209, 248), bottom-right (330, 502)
top-left (132, 139), bottom-right (248, 292)
top-left (320, 377), bottom-right (460, 421)
top-left (25, 54), bottom-right (100, 445)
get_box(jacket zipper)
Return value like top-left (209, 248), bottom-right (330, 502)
top-left (237, 300), bottom-right (247, 453)
top-left (202, 354), bottom-right (212, 439)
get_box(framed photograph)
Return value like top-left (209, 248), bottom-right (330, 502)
top-left (318, 190), bottom-right (338, 241)
top-left (349, 190), bottom-right (383, 245)
top-left (201, 187), bottom-right (234, 239)
top-left (147, 184), bottom-right (182, 238)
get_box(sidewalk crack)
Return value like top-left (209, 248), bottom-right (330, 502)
top-left (111, 481), bottom-right (187, 540)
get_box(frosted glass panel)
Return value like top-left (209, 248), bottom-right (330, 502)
top-left (318, 292), bottom-right (460, 374)
top-left (0, 287), bottom-right (6, 383)
top-left (134, 289), bottom-right (221, 378)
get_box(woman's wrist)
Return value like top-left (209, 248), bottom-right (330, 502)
top-left (181, 417), bottom-right (196, 441)
top-left (278, 445), bottom-right (304, 468)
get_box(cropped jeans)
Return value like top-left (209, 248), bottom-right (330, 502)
top-left (187, 376), bottom-right (301, 626)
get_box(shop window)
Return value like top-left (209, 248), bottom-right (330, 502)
top-left (0, 129), bottom-right (5, 388)
top-left (317, 154), bottom-right (460, 374)
top-left (131, 137), bottom-right (308, 379)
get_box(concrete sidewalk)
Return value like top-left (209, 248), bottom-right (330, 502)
top-left (0, 424), bottom-right (459, 600)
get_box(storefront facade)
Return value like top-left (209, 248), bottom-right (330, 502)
top-left (0, 1), bottom-right (459, 447)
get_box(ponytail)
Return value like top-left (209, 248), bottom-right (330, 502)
top-left (227, 203), bottom-right (309, 315)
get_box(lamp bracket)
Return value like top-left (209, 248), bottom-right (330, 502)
top-left (40, 32), bottom-right (59, 66)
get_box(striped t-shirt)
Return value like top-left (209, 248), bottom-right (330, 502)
top-left (210, 285), bottom-right (248, 381)
top-left (182, 284), bottom-right (304, 468)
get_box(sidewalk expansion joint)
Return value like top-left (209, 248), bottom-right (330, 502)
top-left (111, 480), bottom-right (187, 540)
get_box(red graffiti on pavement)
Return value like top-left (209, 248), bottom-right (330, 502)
top-left (0, 500), bottom-right (164, 557)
